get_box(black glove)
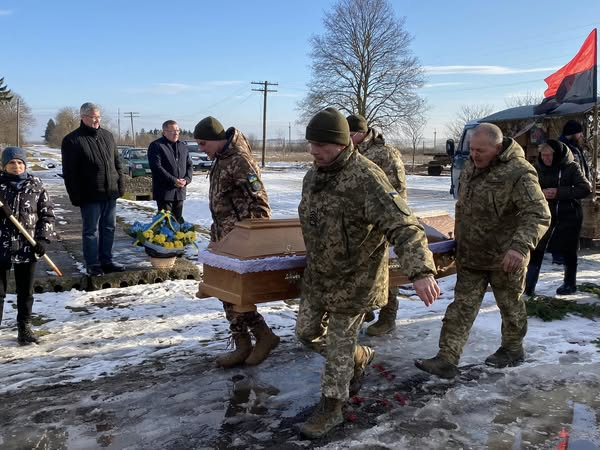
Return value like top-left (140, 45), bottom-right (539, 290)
top-left (0, 202), bottom-right (12, 219)
top-left (33, 240), bottom-right (47, 257)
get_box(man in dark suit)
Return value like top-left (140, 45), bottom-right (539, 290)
top-left (147, 120), bottom-right (193, 221)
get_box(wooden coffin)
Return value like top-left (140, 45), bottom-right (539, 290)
top-left (197, 214), bottom-right (455, 309)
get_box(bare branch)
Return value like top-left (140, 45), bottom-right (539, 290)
top-left (297, 0), bottom-right (425, 132)
top-left (445, 104), bottom-right (495, 141)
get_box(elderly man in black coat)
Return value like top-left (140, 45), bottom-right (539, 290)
top-left (61, 102), bottom-right (125, 277)
top-left (147, 120), bottom-right (193, 222)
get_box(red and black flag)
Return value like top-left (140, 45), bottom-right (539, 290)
top-left (534, 29), bottom-right (597, 114)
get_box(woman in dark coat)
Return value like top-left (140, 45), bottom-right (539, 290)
top-left (525, 139), bottom-right (591, 296)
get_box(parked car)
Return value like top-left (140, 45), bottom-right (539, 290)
top-left (121, 148), bottom-right (151, 177)
top-left (116, 145), bottom-right (133, 157)
top-left (185, 141), bottom-right (213, 170)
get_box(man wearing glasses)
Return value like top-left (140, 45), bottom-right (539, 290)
top-left (61, 102), bottom-right (125, 277)
top-left (147, 120), bottom-right (193, 222)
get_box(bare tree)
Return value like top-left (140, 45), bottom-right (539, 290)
top-left (400, 112), bottom-right (426, 173)
top-left (48, 107), bottom-right (80, 148)
top-left (445, 104), bottom-right (495, 141)
top-left (0, 94), bottom-right (34, 146)
top-left (298, 0), bottom-right (425, 132)
top-left (504, 91), bottom-right (544, 108)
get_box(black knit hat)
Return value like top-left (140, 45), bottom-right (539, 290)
top-left (346, 114), bottom-right (368, 133)
top-left (562, 120), bottom-right (583, 136)
top-left (193, 116), bottom-right (227, 140)
top-left (1, 146), bottom-right (27, 167)
top-left (305, 107), bottom-right (350, 146)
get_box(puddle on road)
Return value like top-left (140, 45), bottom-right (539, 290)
top-left (489, 380), bottom-right (600, 449)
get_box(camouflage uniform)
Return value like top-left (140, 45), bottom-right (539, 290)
top-left (208, 127), bottom-right (271, 332)
top-left (356, 128), bottom-right (407, 200)
top-left (438, 137), bottom-right (551, 366)
top-left (296, 145), bottom-right (436, 400)
top-left (356, 128), bottom-right (407, 331)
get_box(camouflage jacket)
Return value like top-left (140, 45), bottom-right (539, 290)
top-left (455, 137), bottom-right (550, 270)
top-left (298, 145), bottom-right (436, 314)
top-left (208, 127), bottom-right (271, 241)
top-left (0, 172), bottom-right (55, 264)
top-left (356, 128), bottom-right (407, 200)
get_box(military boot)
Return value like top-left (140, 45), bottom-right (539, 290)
top-left (366, 295), bottom-right (399, 336)
top-left (484, 346), bottom-right (524, 368)
top-left (215, 333), bottom-right (252, 368)
top-left (17, 321), bottom-right (39, 345)
top-left (298, 396), bottom-right (344, 439)
top-left (349, 345), bottom-right (375, 396)
top-left (414, 355), bottom-right (458, 379)
top-left (245, 322), bottom-right (280, 366)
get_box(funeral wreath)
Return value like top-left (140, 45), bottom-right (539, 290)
top-left (128, 210), bottom-right (198, 258)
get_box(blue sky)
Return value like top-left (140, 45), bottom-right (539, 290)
top-left (3, 0), bottom-right (600, 146)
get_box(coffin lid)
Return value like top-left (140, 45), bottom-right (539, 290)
top-left (208, 213), bottom-right (454, 260)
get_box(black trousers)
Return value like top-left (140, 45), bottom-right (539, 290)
top-left (0, 262), bottom-right (37, 323)
top-left (156, 200), bottom-right (184, 222)
top-left (530, 240), bottom-right (577, 269)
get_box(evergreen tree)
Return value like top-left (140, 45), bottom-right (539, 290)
top-left (0, 77), bottom-right (12, 103)
top-left (44, 119), bottom-right (56, 143)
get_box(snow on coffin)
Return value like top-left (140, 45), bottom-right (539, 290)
top-left (197, 215), bottom-right (455, 310)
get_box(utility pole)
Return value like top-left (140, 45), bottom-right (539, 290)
top-left (16, 98), bottom-right (20, 147)
top-left (251, 81), bottom-right (278, 167)
top-left (123, 111), bottom-right (140, 146)
top-left (433, 129), bottom-right (437, 150)
top-left (117, 108), bottom-right (121, 144)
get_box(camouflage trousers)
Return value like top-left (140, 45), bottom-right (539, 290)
top-left (438, 265), bottom-right (527, 366)
top-left (222, 301), bottom-right (266, 335)
top-left (295, 299), bottom-right (365, 401)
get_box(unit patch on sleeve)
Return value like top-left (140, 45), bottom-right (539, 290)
top-left (248, 174), bottom-right (263, 192)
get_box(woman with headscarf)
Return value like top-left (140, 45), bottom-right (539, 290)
top-left (524, 139), bottom-right (591, 296)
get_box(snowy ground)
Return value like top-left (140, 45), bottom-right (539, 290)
top-left (0, 145), bottom-right (599, 449)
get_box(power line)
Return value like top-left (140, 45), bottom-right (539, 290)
top-left (251, 80), bottom-right (278, 168)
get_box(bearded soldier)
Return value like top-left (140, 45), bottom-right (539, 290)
top-left (296, 107), bottom-right (440, 438)
top-left (194, 116), bottom-right (279, 368)
top-left (415, 123), bottom-right (550, 379)
top-left (347, 113), bottom-right (407, 336)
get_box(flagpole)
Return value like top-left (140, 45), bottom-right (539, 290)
top-left (593, 28), bottom-right (598, 202)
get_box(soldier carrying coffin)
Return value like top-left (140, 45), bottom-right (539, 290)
top-left (194, 116), bottom-right (279, 368)
top-left (295, 107), bottom-right (440, 438)
top-left (346, 113), bottom-right (408, 336)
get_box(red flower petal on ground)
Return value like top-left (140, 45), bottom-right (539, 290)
top-left (394, 392), bottom-right (407, 405)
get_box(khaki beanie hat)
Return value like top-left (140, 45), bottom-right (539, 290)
top-left (346, 114), bottom-right (368, 133)
top-left (305, 107), bottom-right (350, 146)
top-left (193, 116), bottom-right (227, 140)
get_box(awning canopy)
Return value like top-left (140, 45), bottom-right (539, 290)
top-left (480, 98), bottom-right (599, 123)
